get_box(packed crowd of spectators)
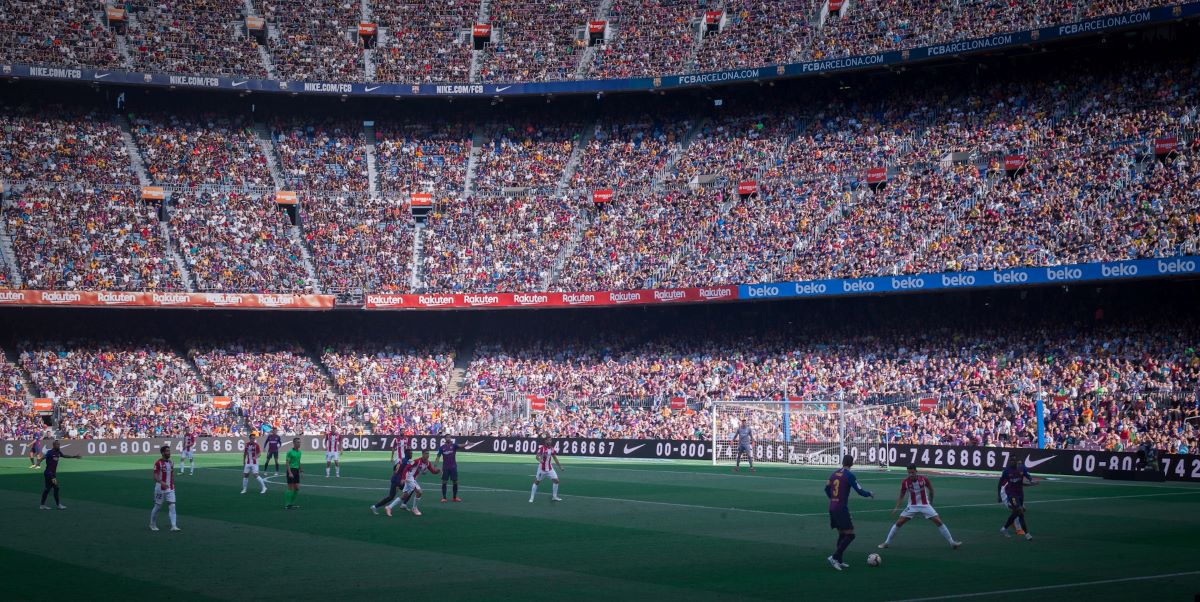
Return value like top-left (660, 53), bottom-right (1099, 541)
top-left (0, 0), bottom-right (122, 69)
top-left (258, 0), bottom-right (363, 82)
top-left (421, 194), bottom-right (580, 293)
top-left (691, 0), bottom-right (815, 73)
top-left (189, 339), bottom-right (333, 398)
top-left (302, 193), bottom-right (416, 293)
top-left (322, 339), bottom-right (455, 398)
top-left (125, 0), bottom-right (267, 78)
top-left (171, 191), bottom-right (313, 292)
top-left (570, 117), bottom-right (690, 192)
top-left (372, 0), bottom-right (479, 84)
top-left (0, 353), bottom-right (40, 440)
top-left (479, 0), bottom-right (594, 83)
top-left (587, 0), bottom-right (705, 80)
top-left (271, 118), bottom-right (368, 191)
top-left (0, 106), bottom-right (134, 185)
top-left (3, 186), bottom-right (182, 291)
top-left (131, 112), bottom-right (272, 189)
top-left (375, 121), bottom-right (472, 197)
top-left (473, 121), bottom-right (582, 193)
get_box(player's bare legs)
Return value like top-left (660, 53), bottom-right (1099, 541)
top-left (880, 516), bottom-right (960, 549)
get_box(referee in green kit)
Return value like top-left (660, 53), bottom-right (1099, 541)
top-left (285, 437), bottom-right (303, 509)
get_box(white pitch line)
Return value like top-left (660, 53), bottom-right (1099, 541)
top-left (886, 570), bottom-right (1200, 601)
top-left (258, 474), bottom-right (1200, 518)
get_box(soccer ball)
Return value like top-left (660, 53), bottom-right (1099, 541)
top-left (867, 553), bottom-right (882, 567)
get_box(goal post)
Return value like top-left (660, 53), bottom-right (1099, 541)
top-left (711, 399), bottom-right (911, 468)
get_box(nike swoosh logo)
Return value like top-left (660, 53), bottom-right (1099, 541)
top-left (623, 444), bottom-right (645, 454)
top-left (232, 81), bottom-right (247, 86)
top-left (495, 86), bottom-right (511, 92)
top-left (462, 441), bottom-right (483, 450)
top-left (365, 85), bottom-right (381, 92)
top-left (94, 73), bottom-right (109, 79)
top-left (1023, 455), bottom-right (1057, 469)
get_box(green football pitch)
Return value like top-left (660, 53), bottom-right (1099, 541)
top-left (1, 452), bottom-right (1198, 601)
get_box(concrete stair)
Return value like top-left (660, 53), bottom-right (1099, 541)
top-left (115, 114), bottom-right (152, 187)
top-left (289, 226), bottom-right (323, 294)
top-left (160, 220), bottom-right (196, 292)
top-left (253, 123), bottom-right (286, 189)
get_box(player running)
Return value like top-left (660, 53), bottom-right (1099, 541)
top-left (370, 454), bottom-right (409, 516)
top-left (241, 434), bottom-right (268, 494)
top-left (384, 450), bottom-right (439, 517)
top-left (732, 421), bottom-right (755, 472)
top-left (263, 430), bottom-right (283, 475)
top-left (39, 440), bottom-right (81, 509)
top-left (284, 437), bottom-right (303, 510)
top-left (529, 436), bottom-right (563, 503)
top-left (878, 465), bottom-right (961, 549)
top-left (437, 435), bottom-right (464, 502)
top-left (999, 457), bottom-right (1037, 540)
top-left (28, 434), bottom-right (43, 469)
top-left (324, 428), bottom-right (341, 478)
top-left (825, 454), bottom-right (873, 570)
top-left (180, 431), bottom-right (196, 475)
top-left (150, 445), bottom-right (180, 531)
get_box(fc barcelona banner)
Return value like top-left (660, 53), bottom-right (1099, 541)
top-left (2, 436), bottom-right (1196, 482)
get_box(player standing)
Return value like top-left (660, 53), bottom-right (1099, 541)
top-left (150, 445), bottom-right (180, 531)
top-left (241, 434), bottom-right (268, 494)
top-left (263, 430), bottom-right (283, 475)
top-left (28, 434), bottom-right (43, 469)
top-left (385, 450), bottom-right (439, 517)
top-left (437, 436), bottom-right (464, 502)
top-left (825, 454), bottom-right (873, 570)
top-left (180, 430), bottom-right (196, 475)
top-left (529, 436), bottom-right (563, 503)
top-left (284, 437), bottom-right (303, 510)
top-left (324, 428), bottom-right (341, 478)
top-left (878, 465), bottom-right (961, 549)
top-left (39, 440), bottom-right (81, 509)
top-left (732, 421), bottom-right (755, 472)
top-left (390, 433), bottom-right (408, 467)
top-left (999, 458), bottom-right (1037, 540)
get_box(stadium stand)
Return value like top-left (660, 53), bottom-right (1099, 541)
top-left (0, 0), bottom-right (123, 69)
top-left (124, 0), bottom-right (267, 79)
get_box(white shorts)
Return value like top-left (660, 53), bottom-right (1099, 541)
top-left (326, 452), bottom-right (340, 462)
top-left (402, 478), bottom-right (422, 495)
top-left (535, 468), bottom-right (558, 482)
top-left (154, 486), bottom-right (177, 504)
top-left (181, 450), bottom-right (194, 460)
top-left (243, 463), bottom-right (260, 474)
top-left (900, 504), bottom-right (939, 519)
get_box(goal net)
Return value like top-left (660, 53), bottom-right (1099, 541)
top-left (711, 399), bottom-right (912, 468)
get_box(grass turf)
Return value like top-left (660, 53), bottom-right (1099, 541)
top-left (1, 452), bottom-right (1198, 601)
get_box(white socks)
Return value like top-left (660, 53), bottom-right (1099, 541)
top-left (529, 483), bottom-right (538, 501)
top-left (326, 467), bottom-right (331, 477)
top-left (938, 524), bottom-right (955, 543)
top-left (151, 503), bottom-right (160, 524)
top-left (168, 504), bottom-right (177, 528)
top-left (335, 467), bottom-right (340, 477)
top-left (242, 478), bottom-right (248, 490)
top-left (257, 476), bottom-right (266, 488)
top-left (552, 483), bottom-right (559, 498)
top-left (885, 525), bottom-right (899, 544)
top-left (412, 496), bottom-right (421, 510)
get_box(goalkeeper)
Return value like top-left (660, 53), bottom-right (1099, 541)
top-left (732, 422), bottom-right (755, 472)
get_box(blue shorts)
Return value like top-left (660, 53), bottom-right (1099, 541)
top-left (441, 467), bottom-right (458, 481)
top-left (829, 507), bottom-right (853, 530)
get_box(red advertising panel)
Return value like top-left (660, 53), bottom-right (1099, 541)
top-left (473, 23), bottom-right (492, 37)
top-left (527, 395), bottom-right (546, 412)
top-left (245, 16), bottom-right (265, 30)
top-left (141, 186), bottom-right (165, 200)
top-left (275, 191), bottom-right (298, 205)
top-left (107, 7), bottom-right (127, 21)
top-left (0, 290), bottom-right (335, 309)
top-left (32, 398), bottom-right (53, 412)
top-left (358, 22), bottom-right (377, 36)
top-left (829, 0), bottom-right (845, 11)
top-left (1155, 137), bottom-right (1178, 155)
top-left (1003, 155), bottom-right (1026, 170)
top-left (704, 10), bottom-right (723, 24)
top-left (592, 189), bottom-right (614, 203)
top-left (210, 396), bottom-right (232, 409)
top-left (737, 181), bottom-right (757, 195)
top-left (410, 193), bottom-right (433, 207)
top-left (919, 397), bottom-right (938, 413)
top-left (866, 167), bottom-right (887, 183)
top-left (669, 397), bottom-right (686, 410)
top-left (588, 20), bottom-right (607, 33)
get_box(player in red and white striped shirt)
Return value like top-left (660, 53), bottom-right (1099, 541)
top-left (324, 428), bottom-right (341, 478)
top-left (150, 445), bottom-right (179, 531)
top-left (529, 436), bottom-right (563, 503)
top-left (390, 434), bottom-right (408, 467)
top-left (879, 465), bottom-right (960, 549)
top-left (384, 451), bottom-right (440, 517)
top-left (180, 431), bottom-right (196, 475)
top-left (241, 434), bottom-right (268, 494)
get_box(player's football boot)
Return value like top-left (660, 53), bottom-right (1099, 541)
top-left (170, 526), bottom-right (181, 532)
top-left (440, 498), bottom-right (448, 503)
top-left (1015, 529), bottom-right (1026, 536)
top-left (951, 541), bottom-right (962, 549)
top-left (149, 524), bottom-right (160, 531)
top-left (1000, 528), bottom-right (1011, 538)
top-left (56, 504), bottom-right (67, 509)
top-left (384, 506), bottom-right (392, 517)
top-left (551, 497), bottom-right (564, 502)
top-left (452, 497), bottom-right (462, 502)
top-left (411, 508), bottom-right (423, 516)
top-left (1024, 533), bottom-right (1033, 541)
top-left (370, 505), bottom-right (379, 515)
top-left (39, 505), bottom-right (50, 510)
top-left (877, 543), bottom-right (889, 549)
top-left (826, 556), bottom-right (843, 571)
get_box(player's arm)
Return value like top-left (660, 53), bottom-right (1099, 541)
top-left (893, 484), bottom-right (907, 512)
top-left (1024, 468), bottom-right (1038, 486)
top-left (849, 473), bottom-right (873, 498)
top-left (926, 479), bottom-right (935, 504)
top-left (824, 479), bottom-right (833, 499)
top-left (553, 452), bottom-right (563, 471)
top-left (997, 469), bottom-right (1007, 501)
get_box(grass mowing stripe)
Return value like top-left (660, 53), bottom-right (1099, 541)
top-left (887, 570), bottom-right (1200, 601)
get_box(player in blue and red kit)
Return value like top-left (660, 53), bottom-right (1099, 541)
top-left (39, 441), bottom-right (81, 509)
top-left (263, 431), bottom-right (283, 475)
top-left (437, 436), bottom-right (464, 502)
top-left (998, 458), bottom-right (1037, 540)
top-left (825, 454), bottom-right (873, 570)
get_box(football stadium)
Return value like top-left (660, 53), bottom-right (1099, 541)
top-left (1, 1), bottom-right (1199, 600)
